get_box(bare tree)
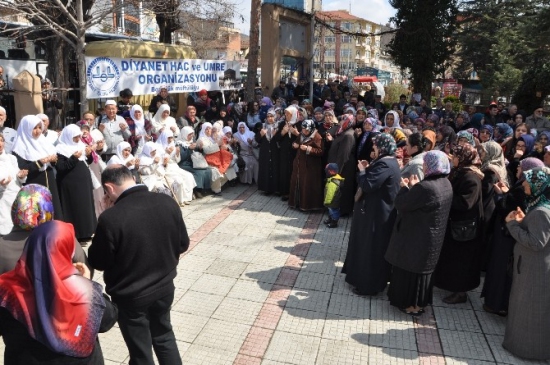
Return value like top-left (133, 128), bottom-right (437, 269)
top-left (0, 0), bottom-right (123, 115)
top-left (245, 0), bottom-right (260, 101)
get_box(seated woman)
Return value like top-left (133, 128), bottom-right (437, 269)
top-left (107, 141), bottom-right (140, 182)
top-left (152, 104), bottom-right (179, 139)
top-left (0, 133), bottom-right (28, 235)
top-left (156, 129), bottom-right (196, 205)
top-left (125, 104), bottom-right (154, 155)
top-left (0, 220), bottom-right (118, 364)
top-left (235, 122), bottom-right (259, 185)
top-left (55, 124), bottom-right (97, 244)
top-left (196, 122), bottom-right (236, 194)
top-left (0, 184), bottom-right (90, 275)
top-left (138, 141), bottom-right (172, 196)
top-left (178, 126), bottom-right (212, 198)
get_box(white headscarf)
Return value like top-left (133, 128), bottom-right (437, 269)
top-left (107, 141), bottom-right (134, 168)
top-left (12, 115), bottom-right (57, 166)
top-left (285, 106), bottom-right (298, 125)
top-left (236, 122), bottom-right (255, 147)
top-left (180, 126), bottom-right (195, 147)
top-left (130, 104), bottom-right (146, 136)
top-left (139, 141), bottom-right (158, 166)
top-left (222, 126), bottom-right (232, 136)
top-left (156, 129), bottom-right (176, 157)
top-left (90, 129), bottom-right (104, 143)
top-left (55, 124), bottom-right (86, 161)
top-left (198, 122), bottom-right (214, 142)
top-left (384, 110), bottom-right (402, 129)
top-left (153, 104), bottom-right (172, 125)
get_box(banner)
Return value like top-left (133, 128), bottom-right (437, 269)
top-left (85, 56), bottom-right (242, 99)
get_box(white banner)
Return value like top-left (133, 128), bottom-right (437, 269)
top-left (85, 56), bottom-right (242, 99)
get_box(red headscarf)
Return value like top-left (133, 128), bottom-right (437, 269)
top-left (0, 221), bottom-right (105, 357)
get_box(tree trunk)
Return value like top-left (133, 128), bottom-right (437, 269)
top-left (412, 77), bottom-right (431, 107)
top-left (77, 33), bottom-right (88, 115)
top-left (245, 0), bottom-right (261, 101)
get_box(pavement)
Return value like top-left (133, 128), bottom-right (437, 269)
top-left (2, 184), bottom-right (548, 365)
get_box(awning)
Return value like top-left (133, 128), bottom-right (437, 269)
top-left (353, 76), bottom-right (378, 83)
top-left (85, 40), bottom-right (195, 59)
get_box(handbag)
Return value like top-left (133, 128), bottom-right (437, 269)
top-left (191, 151), bottom-right (208, 169)
top-left (450, 218), bottom-right (477, 242)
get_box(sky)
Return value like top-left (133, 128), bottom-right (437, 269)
top-left (233, 0), bottom-right (396, 34)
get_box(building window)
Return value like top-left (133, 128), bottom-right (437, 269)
top-left (366, 50), bottom-right (371, 59)
top-left (366, 38), bottom-right (371, 45)
top-left (340, 49), bottom-right (352, 57)
top-left (325, 35), bottom-right (335, 43)
top-left (375, 52), bottom-right (379, 59)
top-left (342, 22), bottom-right (351, 30)
top-left (375, 40), bottom-right (380, 47)
top-left (341, 35), bottom-right (352, 43)
top-left (366, 24), bottom-right (372, 32)
top-left (324, 62), bottom-right (335, 70)
top-left (325, 49), bottom-right (335, 57)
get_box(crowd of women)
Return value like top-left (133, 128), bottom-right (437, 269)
top-left (0, 89), bottom-right (549, 362)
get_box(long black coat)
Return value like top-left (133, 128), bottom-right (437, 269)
top-left (327, 128), bottom-right (356, 215)
top-left (342, 156), bottom-right (401, 294)
top-left (255, 129), bottom-right (280, 194)
top-left (273, 124), bottom-right (299, 196)
top-left (385, 175), bottom-right (453, 274)
top-left (434, 169), bottom-right (484, 292)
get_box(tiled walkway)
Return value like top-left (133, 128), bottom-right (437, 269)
top-left (1, 184), bottom-right (548, 364)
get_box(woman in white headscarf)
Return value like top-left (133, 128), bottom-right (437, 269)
top-left (138, 141), bottom-right (172, 195)
top-left (384, 110), bottom-right (402, 130)
top-left (196, 122), bottom-right (236, 193)
top-left (156, 129), bottom-right (196, 205)
top-left (152, 104), bottom-right (179, 138)
top-left (177, 126), bottom-right (212, 198)
top-left (89, 129), bottom-right (107, 218)
top-left (12, 115), bottom-right (63, 219)
top-left (0, 133), bottom-right (28, 235)
top-left (126, 104), bottom-right (153, 155)
top-left (55, 124), bottom-right (97, 242)
top-left (107, 141), bottom-right (139, 169)
top-left (235, 122), bottom-right (259, 184)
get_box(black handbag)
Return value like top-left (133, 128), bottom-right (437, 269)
top-left (450, 218), bottom-right (478, 242)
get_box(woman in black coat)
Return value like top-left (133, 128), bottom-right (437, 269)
top-left (255, 109), bottom-right (280, 194)
top-left (434, 144), bottom-right (484, 304)
top-left (355, 117), bottom-right (379, 162)
top-left (385, 150), bottom-right (453, 315)
top-left (273, 106), bottom-right (300, 201)
top-left (342, 133), bottom-right (401, 296)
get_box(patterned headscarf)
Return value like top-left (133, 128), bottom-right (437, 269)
top-left (0, 221), bottom-right (105, 357)
top-left (373, 133), bottom-right (397, 158)
top-left (336, 114), bottom-right (355, 136)
top-left (456, 130), bottom-right (476, 146)
top-left (367, 108), bottom-right (379, 120)
top-left (452, 144), bottom-right (482, 168)
top-left (481, 141), bottom-right (508, 186)
top-left (423, 150), bottom-right (451, 177)
top-left (457, 111), bottom-right (470, 124)
top-left (11, 184), bottom-right (54, 230)
top-left (427, 113), bottom-right (440, 125)
top-left (523, 167), bottom-right (550, 212)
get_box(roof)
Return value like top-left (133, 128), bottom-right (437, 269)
top-left (316, 10), bottom-right (363, 21)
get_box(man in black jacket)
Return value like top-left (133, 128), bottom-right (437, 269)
top-left (89, 165), bottom-right (189, 365)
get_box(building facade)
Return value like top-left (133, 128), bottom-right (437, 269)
top-left (263, 0), bottom-right (321, 13)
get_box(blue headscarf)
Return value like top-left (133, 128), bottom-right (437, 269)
top-left (470, 113), bottom-right (484, 129)
top-left (519, 134), bottom-right (535, 154)
top-left (480, 125), bottom-right (494, 140)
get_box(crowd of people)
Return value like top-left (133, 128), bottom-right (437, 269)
top-left (0, 79), bottom-right (549, 362)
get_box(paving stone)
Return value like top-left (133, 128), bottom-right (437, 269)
top-left (254, 249), bottom-right (292, 267)
top-left (329, 273), bottom-right (354, 296)
top-left (316, 338), bottom-right (370, 365)
top-left (190, 273), bottom-right (237, 295)
top-left (322, 315), bottom-right (370, 341)
top-left (212, 297), bottom-right (263, 326)
top-left (485, 334), bottom-right (548, 365)
top-left (180, 343), bottom-right (238, 365)
top-left (293, 271), bottom-right (335, 292)
top-left (475, 310), bottom-right (507, 336)
top-left (241, 264), bottom-right (283, 284)
top-left (438, 329), bottom-right (493, 362)
top-left (99, 327), bottom-right (130, 363)
top-left (263, 331), bottom-right (321, 365)
top-left (326, 293), bottom-right (370, 319)
top-left (285, 288), bottom-right (331, 314)
top-left (432, 307), bottom-right (481, 332)
top-left (173, 269), bottom-right (203, 291)
top-left (431, 288), bottom-right (473, 310)
top-left (194, 318), bottom-right (251, 352)
top-left (219, 246), bottom-right (260, 263)
top-left (300, 260), bottom-right (339, 276)
top-left (206, 258), bottom-right (249, 278)
top-left (227, 279), bottom-right (273, 303)
top-left (369, 300), bottom-right (417, 351)
top-left (170, 311), bottom-right (210, 343)
top-left (444, 358), bottom-right (495, 365)
top-left (368, 346), bottom-right (420, 365)
top-left (276, 308), bottom-right (326, 337)
top-left (172, 290), bottom-right (225, 317)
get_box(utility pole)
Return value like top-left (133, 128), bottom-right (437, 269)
top-left (309, 0), bottom-right (315, 102)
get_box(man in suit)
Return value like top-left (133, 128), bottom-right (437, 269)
top-left (89, 165), bottom-right (189, 365)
